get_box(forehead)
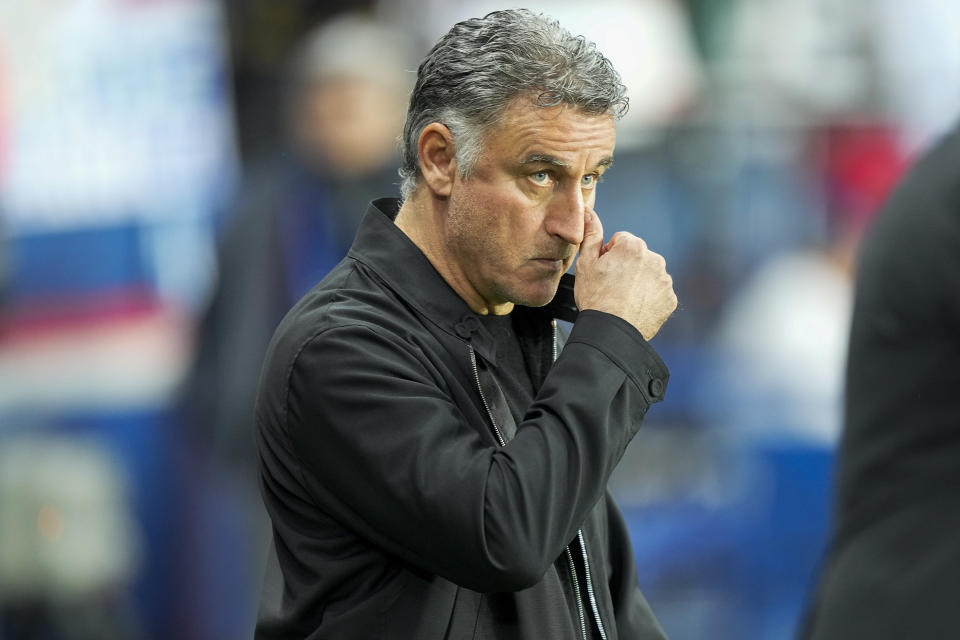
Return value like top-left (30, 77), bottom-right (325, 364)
top-left (485, 99), bottom-right (617, 162)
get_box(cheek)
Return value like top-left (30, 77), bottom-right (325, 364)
top-left (455, 179), bottom-right (545, 255)
top-left (449, 192), bottom-right (507, 260)
top-left (468, 186), bottom-right (527, 232)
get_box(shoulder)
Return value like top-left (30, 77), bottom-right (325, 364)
top-left (265, 259), bottom-right (418, 367)
top-left (865, 128), bottom-right (960, 259)
top-left (853, 128), bottom-right (960, 332)
top-left (254, 257), bottom-right (441, 433)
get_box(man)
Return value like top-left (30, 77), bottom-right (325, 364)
top-left (254, 9), bottom-right (677, 639)
top-left (800, 123), bottom-right (960, 638)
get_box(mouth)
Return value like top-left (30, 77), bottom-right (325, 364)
top-left (530, 257), bottom-right (568, 271)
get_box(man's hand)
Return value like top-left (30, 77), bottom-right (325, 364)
top-left (574, 207), bottom-right (677, 340)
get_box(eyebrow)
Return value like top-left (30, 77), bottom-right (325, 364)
top-left (520, 153), bottom-right (614, 171)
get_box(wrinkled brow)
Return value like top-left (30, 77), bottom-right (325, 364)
top-left (521, 154), bottom-right (615, 170)
top-left (521, 153), bottom-right (570, 168)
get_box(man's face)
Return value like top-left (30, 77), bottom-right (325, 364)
top-left (443, 99), bottom-right (616, 314)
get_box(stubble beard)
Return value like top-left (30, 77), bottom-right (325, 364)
top-left (448, 190), bottom-right (568, 310)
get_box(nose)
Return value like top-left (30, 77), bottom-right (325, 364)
top-left (544, 183), bottom-right (585, 246)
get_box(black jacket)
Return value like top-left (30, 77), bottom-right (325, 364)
top-left (254, 198), bottom-right (670, 639)
top-left (801, 126), bottom-right (960, 639)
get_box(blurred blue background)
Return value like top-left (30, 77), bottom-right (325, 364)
top-left (0, 1), bottom-right (958, 639)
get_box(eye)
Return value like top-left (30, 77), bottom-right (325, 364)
top-left (581, 173), bottom-right (599, 189)
top-left (530, 170), bottom-right (552, 186)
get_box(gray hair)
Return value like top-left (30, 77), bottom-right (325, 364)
top-left (398, 9), bottom-right (628, 200)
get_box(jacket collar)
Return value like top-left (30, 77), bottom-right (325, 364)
top-left (347, 198), bottom-right (578, 364)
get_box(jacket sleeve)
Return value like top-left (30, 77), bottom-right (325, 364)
top-left (278, 310), bottom-right (668, 593)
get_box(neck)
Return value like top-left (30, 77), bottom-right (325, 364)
top-left (394, 190), bottom-right (514, 316)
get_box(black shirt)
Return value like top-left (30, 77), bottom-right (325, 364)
top-left (477, 313), bottom-right (536, 422)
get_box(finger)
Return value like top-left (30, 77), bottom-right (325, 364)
top-left (579, 207), bottom-right (605, 262)
top-left (602, 230), bottom-right (640, 256)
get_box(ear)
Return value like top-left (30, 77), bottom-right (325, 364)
top-left (417, 122), bottom-right (457, 198)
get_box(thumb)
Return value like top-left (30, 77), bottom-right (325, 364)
top-left (578, 207), bottom-right (605, 263)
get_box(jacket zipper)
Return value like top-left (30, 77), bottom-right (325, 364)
top-left (579, 530), bottom-right (608, 640)
top-left (554, 320), bottom-right (609, 640)
top-left (469, 343), bottom-right (589, 639)
top-left (554, 321), bottom-right (594, 638)
top-left (469, 347), bottom-right (506, 447)
top-left (469, 321), bottom-right (607, 640)
top-left (566, 547), bottom-right (589, 640)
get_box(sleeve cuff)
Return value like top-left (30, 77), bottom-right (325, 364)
top-left (565, 310), bottom-right (670, 403)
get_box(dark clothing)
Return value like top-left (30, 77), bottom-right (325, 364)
top-left (254, 198), bottom-right (670, 639)
top-left (801, 126), bottom-right (960, 639)
top-left (476, 313), bottom-right (537, 423)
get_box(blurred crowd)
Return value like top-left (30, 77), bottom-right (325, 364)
top-left (0, 1), bottom-right (957, 639)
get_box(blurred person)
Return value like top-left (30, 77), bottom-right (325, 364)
top-left (255, 9), bottom-right (677, 640)
top-left (800, 121), bottom-right (960, 638)
top-left (693, 124), bottom-right (905, 638)
top-left (711, 124), bottom-right (905, 444)
top-left (185, 11), bottom-right (417, 467)
top-left (224, 0), bottom-right (382, 159)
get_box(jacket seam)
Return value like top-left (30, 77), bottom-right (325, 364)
top-left (350, 252), bottom-right (474, 347)
top-left (278, 269), bottom-right (365, 497)
top-left (282, 319), bottom-right (443, 510)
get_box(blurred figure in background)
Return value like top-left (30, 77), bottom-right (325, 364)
top-left (184, 11), bottom-right (418, 469)
top-left (175, 12), bottom-right (418, 638)
top-left (711, 124), bottom-right (906, 445)
top-left (801, 120), bottom-right (960, 639)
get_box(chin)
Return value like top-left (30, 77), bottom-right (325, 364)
top-left (509, 280), bottom-right (562, 308)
